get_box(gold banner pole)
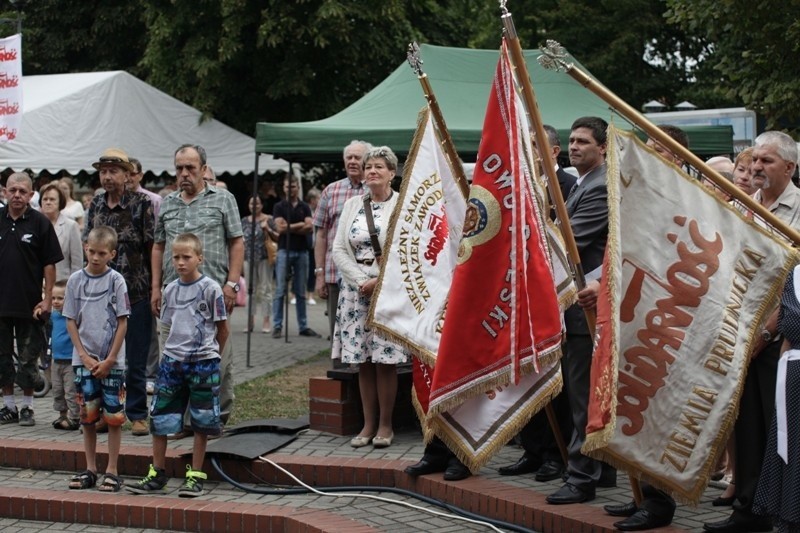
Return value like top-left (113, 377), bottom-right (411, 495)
top-left (499, 9), bottom-right (581, 471)
top-left (407, 43), bottom-right (470, 199)
top-left (538, 39), bottom-right (800, 246)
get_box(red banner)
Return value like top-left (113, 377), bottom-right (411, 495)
top-left (427, 41), bottom-right (563, 416)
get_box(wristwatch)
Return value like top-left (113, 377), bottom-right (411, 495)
top-left (760, 329), bottom-right (773, 343)
top-left (226, 280), bottom-right (240, 293)
top-left (314, 267), bottom-right (324, 275)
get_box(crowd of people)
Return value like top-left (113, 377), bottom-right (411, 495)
top-left (1, 121), bottom-right (800, 531)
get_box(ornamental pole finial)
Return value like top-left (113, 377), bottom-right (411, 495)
top-left (407, 42), bottom-right (423, 77)
top-left (538, 39), bottom-right (572, 71)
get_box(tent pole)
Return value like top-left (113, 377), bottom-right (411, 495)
top-left (284, 162), bottom-right (293, 343)
top-left (245, 152), bottom-right (261, 368)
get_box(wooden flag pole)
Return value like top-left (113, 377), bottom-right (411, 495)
top-left (538, 39), bottom-right (800, 246)
top-left (407, 43), bottom-right (470, 199)
top-left (499, 16), bottom-right (597, 335)
top-left (501, 2), bottom-right (645, 506)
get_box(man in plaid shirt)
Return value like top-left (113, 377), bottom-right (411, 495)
top-left (313, 140), bottom-right (372, 339)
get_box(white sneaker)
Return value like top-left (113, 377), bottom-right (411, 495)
top-left (290, 298), bottom-right (297, 305)
top-left (308, 298), bottom-right (317, 305)
top-left (146, 381), bottom-right (155, 395)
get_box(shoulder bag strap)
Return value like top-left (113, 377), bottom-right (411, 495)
top-left (362, 194), bottom-right (382, 260)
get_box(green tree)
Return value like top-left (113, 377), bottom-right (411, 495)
top-left (138, 0), bottom-right (488, 133)
top-left (470, 0), bottom-right (714, 113)
top-left (14, 1), bottom-right (145, 75)
top-left (667, 0), bottom-right (800, 130)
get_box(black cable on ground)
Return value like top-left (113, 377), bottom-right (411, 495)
top-left (210, 456), bottom-right (535, 533)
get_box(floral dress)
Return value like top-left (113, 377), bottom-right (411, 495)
top-left (754, 267), bottom-right (800, 532)
top-left (332, 199), bottom-right (410, 365)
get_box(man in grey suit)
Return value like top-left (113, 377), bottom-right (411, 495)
top-left (546, 116), bottom-right (611, 505)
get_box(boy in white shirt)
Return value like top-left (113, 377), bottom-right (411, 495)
top-left (64, 226), bottom-right (130, 492)
top-left (128, 233), bottom-right (228, 497)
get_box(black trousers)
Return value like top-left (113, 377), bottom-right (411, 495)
top-left (518, 365), bottom-right (572, 465)
top-left (733, 339), bottom-right (780, 517)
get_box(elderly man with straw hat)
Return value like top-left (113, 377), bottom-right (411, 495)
top-left (83, 148), bottom-right (155, 437)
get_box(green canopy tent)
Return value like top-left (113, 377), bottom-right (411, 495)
top-left (255, 44), bottom-right (733, 163)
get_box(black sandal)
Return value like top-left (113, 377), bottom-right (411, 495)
top-left (98, 473), bottom-right (123, 492)
top-left (52, 415), bottom-right (66, 428)
top-left (69, 470), bottom-right (97, 490)
top-left (54, 418), bottom-right (80, 431)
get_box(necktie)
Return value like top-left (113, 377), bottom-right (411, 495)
top-left (567, 182), bottom-right (578, 200)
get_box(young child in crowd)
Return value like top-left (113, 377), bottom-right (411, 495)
top-left (127, 233), bottom-right (228, 498)
top-left (50, 280), bottom-right (80, 431)
top-left (63, 226), bottom-right (130, 492)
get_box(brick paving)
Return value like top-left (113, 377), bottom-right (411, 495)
top-left (0, 303), bottom-right (744, 532)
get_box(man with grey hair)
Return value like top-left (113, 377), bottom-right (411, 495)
top-left (313, 140), bottom-right (372, 339)
top-left (705, 130), bottom-right (800, 533)
top-left (0, 172), bottom-right (63, 426)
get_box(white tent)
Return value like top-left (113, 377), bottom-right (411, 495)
top-left (0, 71), bottom-right (287, 175)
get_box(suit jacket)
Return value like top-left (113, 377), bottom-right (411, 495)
top-left (557, 167), bottom-right (577, 204)
top-left (564, 162), bottom-right (608, 336)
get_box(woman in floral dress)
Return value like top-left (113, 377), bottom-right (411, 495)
top-left (332, 146), bottom-right (409, 449)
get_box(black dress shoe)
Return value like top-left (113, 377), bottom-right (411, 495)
top-left (534, 460), bottom-right (564, 482)
top-left (443, 458), bottom-right (471, 481)
top-left (545, 483), bottom-right (595, 505)
top-left (404, 457), bottom-right (448, 477)
top-left (711, 495), bottom-right (735, 507)
top-left (703, 515), bottom-right (773, 533)
top-left (498, 455), bottom-right (540, 476)
top-left (614, 509), bottom-right (672, 531)
top-left (604, 500), bottom-right (638, 517)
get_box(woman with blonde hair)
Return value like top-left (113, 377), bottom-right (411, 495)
top-left (332, 146), bottom-right (409, 448)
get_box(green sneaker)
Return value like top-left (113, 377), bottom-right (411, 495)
top-left (126, 464), bottom-right (169, 494)
top-left (178, 465), bottom-right (207, 498)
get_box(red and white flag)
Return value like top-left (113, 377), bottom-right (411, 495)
top-left (0, 34), bottom-right (22, 143)
top-left (425, 41), bottom-right (565, 469)
top-left (583, 127), bottom-right (799, 503)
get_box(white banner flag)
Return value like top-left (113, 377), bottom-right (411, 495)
top-left (369, 107), bottom-right (467, 367)
top-left (583, 127), bottom-right (799, 503)
top-left (0, 33), bottom-right (22, 143)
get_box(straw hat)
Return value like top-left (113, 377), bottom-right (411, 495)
top-left (92, 148), bottom-right (134, 172)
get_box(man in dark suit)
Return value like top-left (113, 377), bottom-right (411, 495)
top-left (546, 116), bottom-right (611, 505)
top-left (496, 123), bottom-right (576, 482)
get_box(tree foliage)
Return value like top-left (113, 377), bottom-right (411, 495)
top-left (465, 0), bottom-right (714, 113)
top-left (137, 0), bottom-right (488, 133)
top-left (5, 0), bottom-right (764, 139)
top-left (667, 0), bottom-right (800, 131)
top-left (16, 1), bottom-right (146, 75)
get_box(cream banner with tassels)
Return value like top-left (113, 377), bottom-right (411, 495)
top-left (583, 127), bottom-right (799, 504)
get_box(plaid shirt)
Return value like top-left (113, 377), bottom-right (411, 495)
top-left (83, 191), bottom-right (155, 304)
top-left (155, 185), bottom-right (243, 286)
top-left (313, 177), bottom-right (364, 283)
